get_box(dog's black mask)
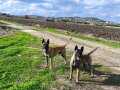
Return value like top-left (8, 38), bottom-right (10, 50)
top-left (74, 45), bottom-right (84, 60)
top-left (42, 39), bottom-right (49, 54)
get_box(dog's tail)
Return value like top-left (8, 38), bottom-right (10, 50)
top-left (87, 47), bottom-right (99, 56)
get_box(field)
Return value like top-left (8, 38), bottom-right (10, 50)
top-left (1, 19), bottom-right (120, 49)
top-left (1, 17), bottom-right (120, 41)
top-left (37, 21), bottom-right (120, 41)
top-left (1, 25), bottom-right (119, 90)
top-left (35, 27), bottom-right (120, 48)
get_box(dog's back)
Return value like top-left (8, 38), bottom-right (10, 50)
top-left (48, 45), bottom-right (66, 57)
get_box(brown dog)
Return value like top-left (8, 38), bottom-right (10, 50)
top-left (70, 45), bottom-right (98, 83)
top-left (42, 39), bottom-right (67, 69)
top-left (70, 45), bottom-right (84, 83)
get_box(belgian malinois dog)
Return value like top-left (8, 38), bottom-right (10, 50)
top-left (42, 39), bottom-right (67, 69)
top-left (69, 45), bottom-right (84, 83)
top-left (70, 45), bottom-right (98, 83)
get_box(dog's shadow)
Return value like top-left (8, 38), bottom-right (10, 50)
top-left (78, 50), bottom-right (120, 86)
top-left (94, 64), bottom-right (120, 86)
top-left (79, 64), bottom-right (120, 86)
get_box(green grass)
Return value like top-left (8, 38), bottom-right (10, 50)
top-left (0, 31), bottom-right (56, 90)
top-left (0, 22), bottom-right (5, 25)
top-left (45, 28), bottom-right (120, 48)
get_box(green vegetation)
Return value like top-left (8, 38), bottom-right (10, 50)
top-left (46, 28), bottom-right (120, 48)
top-left (0, 31), bottom-right (56, 90)
top-left (0, 21), bottom-right (6, 24)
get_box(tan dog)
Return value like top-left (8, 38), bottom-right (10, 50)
top-left (70, 45), bottom-right (98, 83)
top-left (42, 39), bottom-right (67, 69)
top-left (70, 45), bottom-right (84, 83)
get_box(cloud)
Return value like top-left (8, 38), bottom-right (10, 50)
top-left (0, 0), bottom-right (2, 3)
top-left (116, 14), bottom-right (120, 17)
top-left (73, 0), bottom-right (81, 4)
top-left (40, 2), bottom-right (53, 9)
top-left (44, 0), bottom-right (52, 2)
top-left (83, 0), bottom-right (107, 9)
top-left (5, 0), bottom-right (20, 6)
top-left (0, 0), bottom-right (44, 15)
top-left (27, 3), bottom-right (40, 15)
top-left (114, 0), bottom-right (120, 3)
top-left (60, 5), bottom-right (72, 12)
top-left (0, 0), bottom-right (23, 14)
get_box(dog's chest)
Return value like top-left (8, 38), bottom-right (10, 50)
top-left (70, 53), bottom-right (81, 68)
top-left (72, 59), bottom-right (81, 69)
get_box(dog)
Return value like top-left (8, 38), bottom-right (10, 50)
top-left (69, 45), bottom-right (84, 83)
top-left (69, 45), bottom-right (98, 83)
top-left (81, 47), bottom-right (98, 76)
top-left (42, 39), bottom-right (67, 69)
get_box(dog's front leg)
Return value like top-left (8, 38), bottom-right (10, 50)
top-left (64, 55), bottom-right (67, 65)
top-left (69, 66), bottom-right (73, 80)
top-left (46, 56), bottom-right (49, 68)
top-left (63, 56), bottom-right (67, 65)
top-left (61, 53), bottom-right (67, 65)
top-left (76, 68), bottom-right (80, 83)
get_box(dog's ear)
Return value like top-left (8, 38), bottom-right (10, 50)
top-left (75, 45), bottom-right (78, 51)
top-left (47, 39), bottom-right (49, 44)
top-left (42, 39), bottom-right (45, 44)
top-left (81, 46), bottom-right (84, 52)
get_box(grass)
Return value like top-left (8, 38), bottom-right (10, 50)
top-left (0, 31), bottom-right (56, 90)
top-left (45, 27), bottom-right (120, 48)
top-left (0, 21), bottom-right (6, 25)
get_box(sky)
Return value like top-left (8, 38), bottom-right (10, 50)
top-left (0, 0), bottom-right (120, 23)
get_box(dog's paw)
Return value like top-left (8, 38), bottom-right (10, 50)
top-left (45, 65), bottom-right (49, 68)
top-left (91, 75), bottom-right (95, 78)
top-left (75, 81), bottom-right (79, 84)
top-left (69, 78), bottom-right (72, 80)
top-left (64, 62), bottom-right (67, 65)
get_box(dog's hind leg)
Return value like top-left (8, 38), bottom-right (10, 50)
top-left (90, 64), bottom-right (94, 77)
top-left (83, 63), bottom-right (87, 71)
top-left (61, 50), bottom-right (67, 64)
top-left (50, 58), bottom-right (53, 69)
top-left (62, 54), bottom-right (67, 64)
top-left (86, 63), bottom-right (94, 77)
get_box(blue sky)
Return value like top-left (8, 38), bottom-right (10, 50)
top-left (0, 0), bottom-right (120, 23)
